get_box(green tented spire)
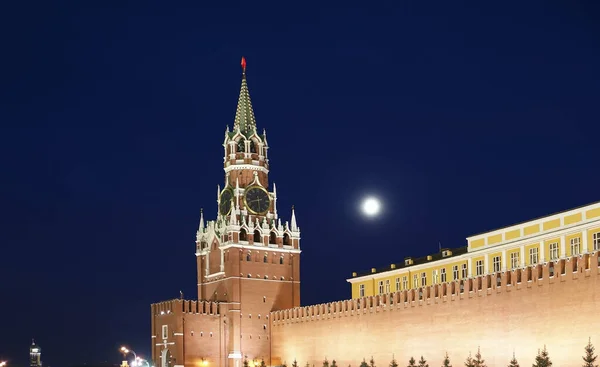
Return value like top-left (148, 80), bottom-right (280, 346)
top-left (233, 56), bottom-right (257, 135)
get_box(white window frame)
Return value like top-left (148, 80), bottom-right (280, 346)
top-left (493, 256), bottom-right (501, 272)
top-left (461, 263), bottom-right (467, 278)
top-left (594, 232), bottom-right (600, 251)
top-left (571, 237), bottom-right (581, 256)
top-left (549, 242), bottom-right (559, 260)
top-left (432, 269), bottom-right (439, 284)
top-left (421, 272), bottom-right (427, 287)
top-left (402, 276), bottom-right (408, 290)
top-left (529, 247), bottom-right (539, 265)
top-left (510, 252), bottom-right (519, 269)
top-left (413, 274), bottom-right (418, 288)
top-left (359, 284), bottom-right (365, 297)
top-left (384, 279), bottom-right (390, 293)
top-left (162, 325), bottom-right (168, 339)
top-left (452, 265), bottom-right (459, 280)
top-left (441, 268), bottom-right (447, 283)
top-left (476, 260), bottom-right (483, 276)
top-left (378, 280), bottom-right (384, 294)
top-left (395, 277), bottom-right (400, 291)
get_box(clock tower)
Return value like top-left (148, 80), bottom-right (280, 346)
top-left (195, 57), bottom-right (301, 366)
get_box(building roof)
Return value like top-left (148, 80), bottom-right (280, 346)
top-left (466, 199), bottom-right (600, 239)
top-left (352, 246), bottom-right (469, 278)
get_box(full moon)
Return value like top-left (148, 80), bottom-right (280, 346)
top-left (361, 197), bottom-right (381, 217)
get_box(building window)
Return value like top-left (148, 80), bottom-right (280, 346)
top-left (395, 277), bottom-right (400, 291)
top-left (402, 276), bottom-right (408, 290)
top-left (440, 268), bottom-right (447, 283)
top-left (510, 252), bottom-right (519, 269)
top-left (432, 270), bottom-right (438, 284)
top-left (385, 279), bottom-right (390, 293)
top-left (378, 281), bottom-right (384, 294)
top-left (549, 242), bottom-right (559, 260)
top-left (529, 247), bottom-right (539, 265)
top-left (279, 256), bottom-right (284, 264)
top-left (413, 274), bottom-right (419, 288)
top-left (476, 260), bottom-right (483, 276)
top-left (452, 265), bottom-right (459, 280)
top-left (421, 272), bottom-right (427, 286)
top-left (162, 325), bottom-right (168, 339)
top-left (461, 264), bottom-right (467, 278)
top-left (359, 284), bottom-right (365, 297)
top-left (594, 232), bottom-right (600, 251)
top-left (493, 256), bottom-right (501, 272)
top-left (571, 237), bottom-right (581, 256)
top-left (246, 253), bottom-right (251, 261)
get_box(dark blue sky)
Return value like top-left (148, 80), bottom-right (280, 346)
top-left (1, 1), bottom-right (599, 366)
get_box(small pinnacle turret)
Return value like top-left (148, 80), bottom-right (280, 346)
top-left (233, 56), bottom-right (257, 135)
top-left (291, 205), bottom-right (298, 232)
top-left (199, 208), bottom-right (205, 231)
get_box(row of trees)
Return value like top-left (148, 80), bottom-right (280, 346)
top-left (278, 338), bottom-right (598, 367)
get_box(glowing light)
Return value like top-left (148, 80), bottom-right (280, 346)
top-left (361, 197), bottom-right (381, 217)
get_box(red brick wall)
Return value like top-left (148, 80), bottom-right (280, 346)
top-left (271, 254), bottom-right (600, 367)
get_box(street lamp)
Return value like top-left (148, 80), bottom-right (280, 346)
top-left (0, 361), bottom-right (7, 367)
top-left (120, 347), bottom-right (137, 360)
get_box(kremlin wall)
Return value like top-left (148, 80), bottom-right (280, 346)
top-left (270, 201), bottom-right (600, 367)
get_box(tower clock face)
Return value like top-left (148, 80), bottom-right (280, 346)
top-left (219, 188), bottom-right (234, 215)
top-left (244, 186), bottom-right (271, 215)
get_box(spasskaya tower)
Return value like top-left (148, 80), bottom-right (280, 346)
top-left (151, 57), bottom-right (301, 367)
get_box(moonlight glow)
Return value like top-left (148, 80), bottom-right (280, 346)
top-left (361, 197), bottom-right (381, 217)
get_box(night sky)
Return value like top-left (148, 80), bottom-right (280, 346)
top-left (1, 1), bottom-right (599, 367)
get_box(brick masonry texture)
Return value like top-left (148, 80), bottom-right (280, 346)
top-left (270, 254), bottom-right (600, 367)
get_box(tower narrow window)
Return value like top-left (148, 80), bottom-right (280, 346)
top-left (249, 140), bottom-right (257, 153)
top-left (246, 252), bottom-right (252, 261)
top-left (263, 254), bottom-right (268, 263)
top-left (254, 230), bottom-right (261, 243)
top-left (237, 139), bottom-right (245, 154)
top-left (240, 228), bottom-right (247, 241)
top-left (283, 233), bottom-right (290, 246)
top-left (269, 232), bottom-right (277, 245)
top-left (279, 256), bottom-right (284, 265)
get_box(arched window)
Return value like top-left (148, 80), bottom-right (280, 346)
top-left (279, 256), bottom-right (284, 265)
top-left (240, 228), bottom-right (247, 241)
top-left (283, 233), bottom-right (290, 246)
top-left (237, 139), bottom-right (245, 153)
top-left (269, 232), bottom-right (277, 245)
top-left (254, 230), bottom-right (261, 243)
top-left (249, 140), bottom-right (256, 153)
top-left (263, 254), bottom-right (268, 263)
top-left (246, 252), bottom-right (251, 261)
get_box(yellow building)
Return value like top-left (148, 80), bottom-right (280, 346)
top-left (348, 200), bottom-right (600, 298)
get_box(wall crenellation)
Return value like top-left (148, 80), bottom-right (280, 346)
top-left (151, 299), bottom-right (222, 316)
top-left (271, 252), bottom-right (600, 324)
